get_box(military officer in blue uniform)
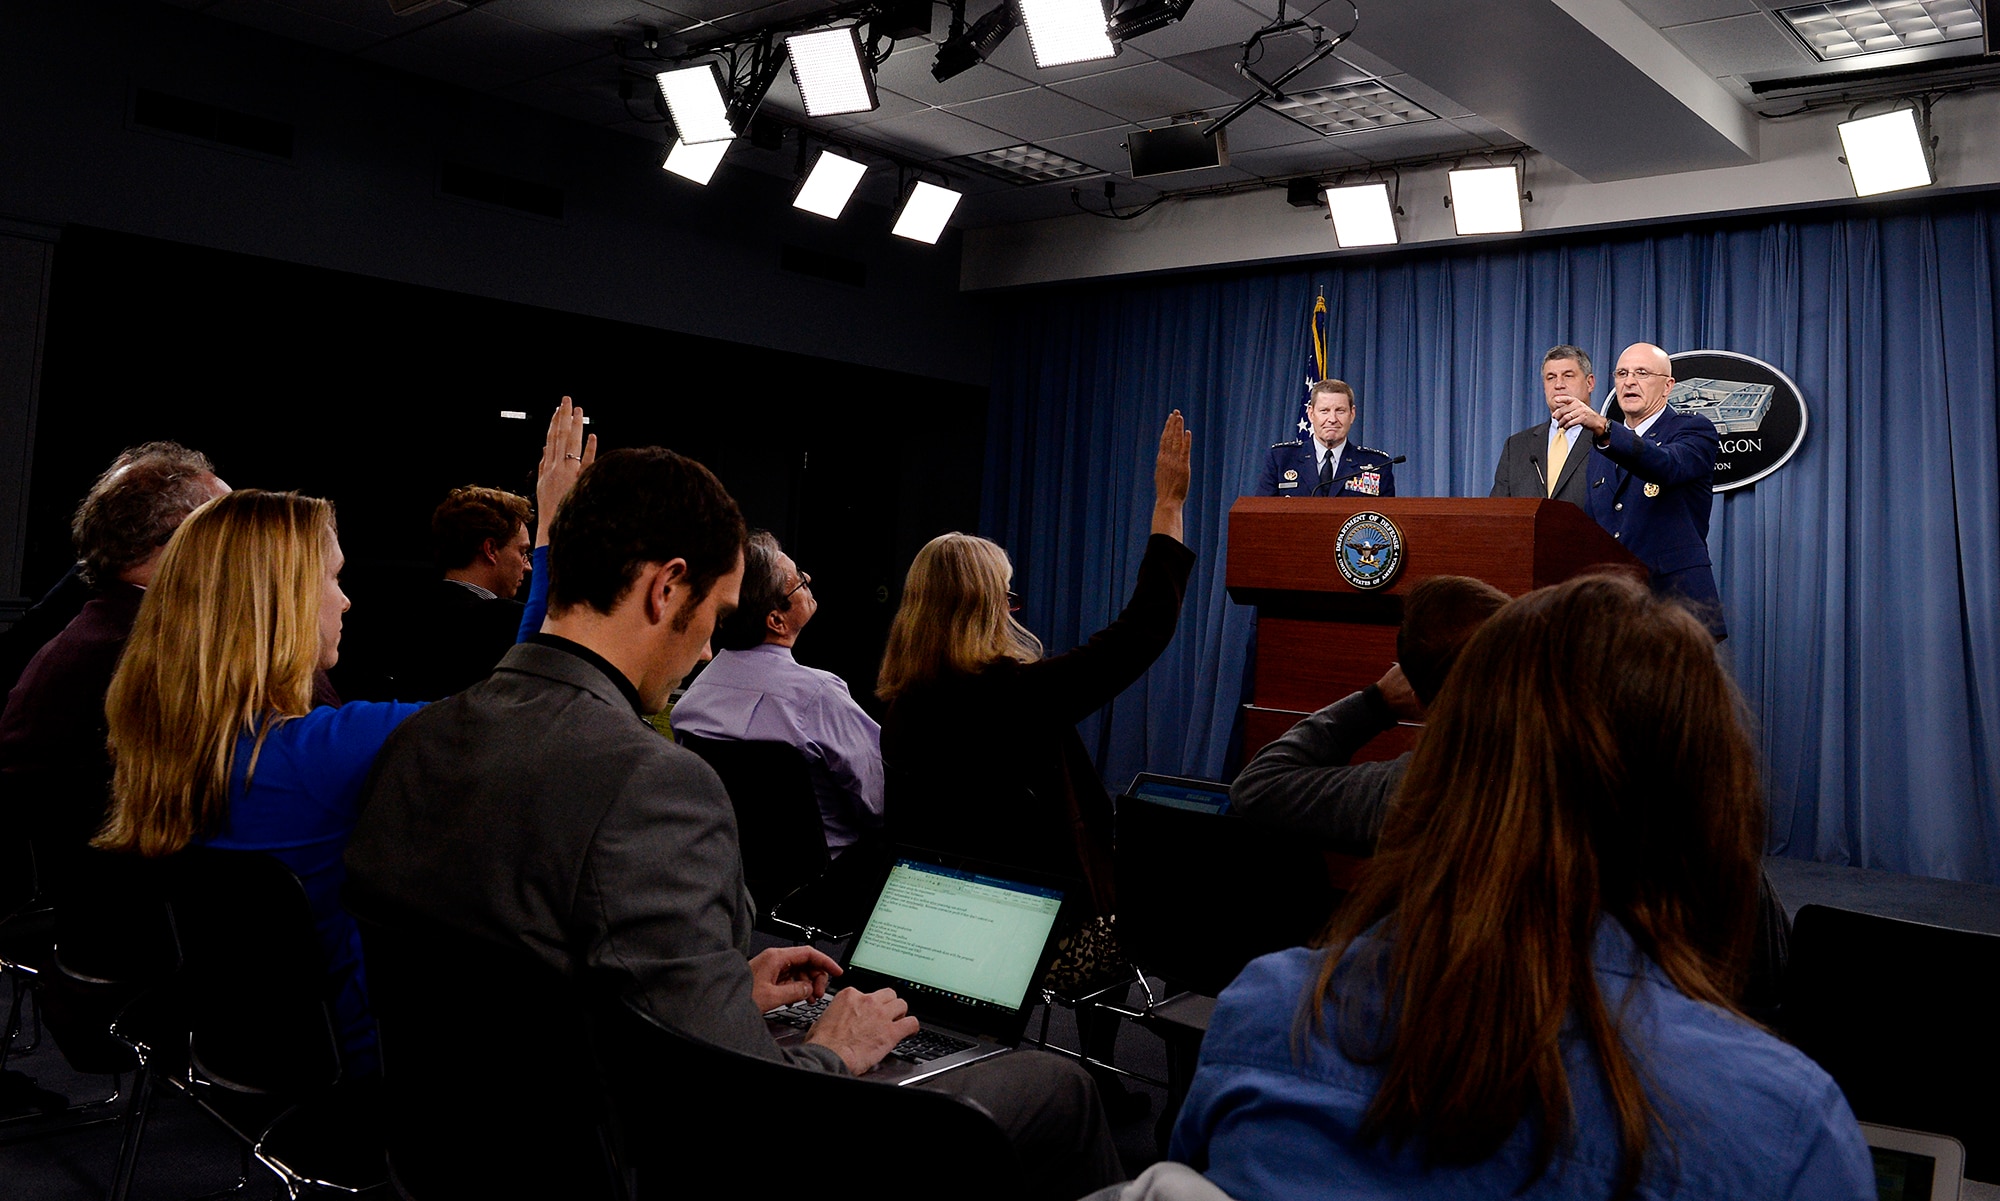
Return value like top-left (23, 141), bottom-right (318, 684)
top-left (1254, 379), bottom-right (1397, 499)
top-left (1555, 342), bottom-right (1727, 641)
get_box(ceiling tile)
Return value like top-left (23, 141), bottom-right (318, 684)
top-left (205, 0), bottom-right (386, 53)
top-left (1665, 12), bottom-right (1817, 76)
top-left (1313, 118), bottom-right (1494, 160)
top-left (1165, 33), bottom-right (1374, 97)
top-left (358, 8), bottom-right (605, 86)
top-left (1026, 124), bottom-right (1138, 173)
top-left (1620, 0), bottom-right (1761, 27)
top-left (830, 85), bottom-right (935, 125)
top-left (1114, 0), bottom-right (1271, 60)
top-left (479, 0), bottom-right (692, 41)
top-left (250, 0), bottom-right (466, 40)
top-left (1225, 140), bottom-right (1369, 178)
top-left (844, 107), bottom-right (1020, 157)
top-left (1374, 71), bottom-right (1474, 121)
top-left (874, 38), bottom-right (1035, 105)
top-left (979, 28), bottom-right (1153, 85)
top-left (1448, 113), bottom-right (1519, 145)
top-left (1214, 104), bottom-right (1323, 151)
top-left (943, 85), bottom-right (1126, 140)
top-left (1048, 61), bottom-right (1239, 123)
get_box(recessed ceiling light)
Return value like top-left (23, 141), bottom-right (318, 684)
top-left (956, 143), bottom-right (1101, 185)
top-left (794, 150), bottom-right (868, 218)
top-left (1268, 82), bottom-right (1438, 138)
top-left (1017, 0), bottom-right (1116, 67)
top-left (892, 181), bottom-right (964, 243)
top-left (1778, 0), bottom-right (1983, 60)
top-left (1447, 165), bottom-right (1523, 235)
top-left (656, 63), bottom-right (734, 144)
top-left (1838, 107), bottom-right (1935, 195)
top-left (787, 27), bottom-right (879, 117)
top-left (662, 137), bottom-right (731, 185)
top-left (1325, 182), bottom-right (1398, 247)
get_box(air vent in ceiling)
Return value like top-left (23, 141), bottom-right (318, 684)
top-left (955, 143), bottom-right (1102, 186)
top-left (1267, 81), bottom-right (1438, 138)
top-left (1777, 0), bottom-right (1984, 60)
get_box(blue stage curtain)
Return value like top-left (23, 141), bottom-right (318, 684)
top-left (982, 197), bottom-right (2000, 884)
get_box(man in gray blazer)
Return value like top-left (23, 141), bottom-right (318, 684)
top-left (347, 445), bottom-right (1121, 1197)
top-left (1490, 344), bottom-right (1598, 505)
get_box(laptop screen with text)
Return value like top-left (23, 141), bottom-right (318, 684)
top-left (847, 859), bottom-right (1063, 1013)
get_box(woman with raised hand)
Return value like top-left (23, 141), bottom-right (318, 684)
top-left (98, 490), bottom-right (421, 1075)
top-left (877, 411), bottom-right (1193, 1096)
top-left (1170, 574), bottom-right (1872, 1200)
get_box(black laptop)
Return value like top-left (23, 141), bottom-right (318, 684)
top-left (767, 850), bottom-right (1070, 1085)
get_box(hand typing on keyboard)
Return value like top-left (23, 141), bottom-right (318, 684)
top-left (803, 986), bottom-right (921, 1077)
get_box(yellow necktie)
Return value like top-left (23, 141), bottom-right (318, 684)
top-left (1546, 428), bottom-right (1568, 497)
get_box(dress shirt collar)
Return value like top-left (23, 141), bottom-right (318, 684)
top-left (1628, 405), bottom-right (1668, 438)
top-left (1314, 436), bottom-right (1347, 469)
top-left (526, 633), bottom-right (647, 717)
top-left (1546, 418), bottom-right (1584, 447)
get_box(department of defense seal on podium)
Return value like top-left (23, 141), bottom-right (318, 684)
top-left (1335, 511), bottom-right (1405, 591)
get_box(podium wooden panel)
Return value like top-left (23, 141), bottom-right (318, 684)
top-left (1228, 497), bottom-right (1643, 761)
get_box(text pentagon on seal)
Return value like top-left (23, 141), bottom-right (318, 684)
top-left (1335, 511), bottom-right (1405, 591)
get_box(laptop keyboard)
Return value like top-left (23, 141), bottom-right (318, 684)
top-left (768, 996), bottom-right (832, 1029)
top-left (769, 997), bottom-right (976, 1063)
top-left (889, 1030), bottom-right (975, 1063)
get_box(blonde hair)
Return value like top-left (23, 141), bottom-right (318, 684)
top-left (97, 490), bottom-right (336, 857)
top-left (877, 533), bottom-right (1042, 702)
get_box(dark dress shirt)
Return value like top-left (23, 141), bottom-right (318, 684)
top-left (0, 584), bottom-right (144, 900)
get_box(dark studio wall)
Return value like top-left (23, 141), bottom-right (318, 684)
top-left (27, 227), bottom-right (986, 706)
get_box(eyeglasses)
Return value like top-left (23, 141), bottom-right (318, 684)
top-left (1612, 367), bottom-right (1664, 381)
top-left (1006, 590), bottom-right (1022, 613)
top-left (784, 570), bottom-right (812, 601)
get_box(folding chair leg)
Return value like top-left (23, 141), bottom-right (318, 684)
top-left (108, 1063), bottom-right (155, 1201)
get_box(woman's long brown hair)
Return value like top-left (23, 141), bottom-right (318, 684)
top-left (877, 532), bottom-right (1042, 702)
top-left (97, 490), bottom-right (335, 857)
top-left (1306, 574), bottom-right (1763, 1197)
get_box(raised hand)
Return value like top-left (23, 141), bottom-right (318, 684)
top-left (1152, 409), bottom-right (1192, 542)
top-left (535, 396), bottom-right (598, 548)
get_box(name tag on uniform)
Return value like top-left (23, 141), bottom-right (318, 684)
top-left (1278, 480), bottom-right (1298, 490)
top-left (1347, 472), bottom-right (1381, 497)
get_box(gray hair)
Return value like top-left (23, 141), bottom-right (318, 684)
top-left (1542, 345), bottom-right (1594, 379)
top-left (71, 442), bottom-right (218, 586)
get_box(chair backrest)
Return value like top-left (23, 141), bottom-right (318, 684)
top-left (589, 994), bottom-right (1029, 1201)
top-left (353, 902), bottom-right (621, 1201)
top-left (1780, 904), bottom-right (2000, 1181)
top-left (161, 846), bottom-right (343, 1097)
top-left (42, 849), bottom-right (179, 1075)
top-left (1115, 794), bottom-right (1342, 996)
top-left (677, 734), bottom-right (828, 907)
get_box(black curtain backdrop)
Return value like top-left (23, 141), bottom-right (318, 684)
top-left (985, 195), bottom-right (2000, 885)
top-left (28, 226), bottom-right (986, 710)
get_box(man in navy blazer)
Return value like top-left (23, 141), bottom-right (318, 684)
top-left (1254, 379), bottom-right (1397, 499)
top-left (1554, 342), bottom-right (1727, 641)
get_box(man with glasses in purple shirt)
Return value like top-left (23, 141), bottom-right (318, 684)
top-left (670, 531), bottom-right (884, 855)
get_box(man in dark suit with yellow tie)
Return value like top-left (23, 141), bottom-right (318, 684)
top-left (1490, 345), bottom-right (1596, 506)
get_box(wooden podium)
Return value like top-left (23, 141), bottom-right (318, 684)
top-left (1227, 497), bottom-right (1644, 762)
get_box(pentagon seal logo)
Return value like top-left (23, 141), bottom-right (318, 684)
top-left (1283, 469), bottom-right (1298, 481)
top-left (1665, 350), bottom-right (1810, 493)
top-left (1335, 511), bottom-right (1404, 591)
